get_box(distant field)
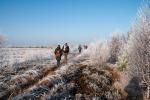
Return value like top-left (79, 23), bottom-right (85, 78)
top-left (5, 47), bottom-right (53, 65)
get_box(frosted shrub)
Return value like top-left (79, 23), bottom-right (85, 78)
top-left (125, 4), bottom-right (150, 98)
top-left (88, 41), bottom-right (110, 67)
top-left (116, 38), bottom-right (128, 71)
top-left (117, 48), bottom-right (128, 71)
top-left (108, 33), bottom-right (126, 64)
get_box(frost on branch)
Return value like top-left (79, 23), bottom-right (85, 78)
top-left (124, 4), bottom-right (150, 98)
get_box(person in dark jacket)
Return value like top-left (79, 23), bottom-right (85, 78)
top-left (78, 45), bottom-right (82, 53)
top-left (54, 45), bottom-right (63, 67)
top-left (63, 43), bottom-right (69, 64)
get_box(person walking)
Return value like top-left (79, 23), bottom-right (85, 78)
top-left (78, 45), bottom-right (82, 53)
top-left (54, 45), bottom-right (63, 67)
top-left (84, 45), bottom-right (88, 49)
top-left (63, 43), bottom-right (69, 64)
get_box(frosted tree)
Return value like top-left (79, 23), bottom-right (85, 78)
top-left (88, 41), bottom-right (110, 67)
top-left (125, 4), bottom-right (150, 98)
top-left (108, 32), bottom-right (127, 64)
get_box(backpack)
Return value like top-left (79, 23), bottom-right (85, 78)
top-left (64, 46), bottom-right (69, 53)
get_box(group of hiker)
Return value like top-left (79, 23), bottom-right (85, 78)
top-left (54, 43), bottom-right (88, 67)
top-left (78, 45), bottom-right (88, 53)
top-left (54, 43), bottom-right (69, 67)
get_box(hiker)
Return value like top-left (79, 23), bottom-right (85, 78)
top-left (84, 45), bottom-right (88, 49)
top-left (78, 45), bottom-right (82, 53)
top-left (63, 43), bottom-right (69, 64)
top-left (54, 45), bottom-right (63, 67)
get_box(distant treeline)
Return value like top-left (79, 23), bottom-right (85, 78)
top-left (9, 46), bottom-right (52, 48)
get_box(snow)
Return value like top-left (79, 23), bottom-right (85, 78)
top-left (6, 48), bottom-right (53, 66)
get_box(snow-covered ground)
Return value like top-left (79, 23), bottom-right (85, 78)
top-left (6, 48), bottom-right (53, 66)
top-left (4, 44), bottom-right (79, 66)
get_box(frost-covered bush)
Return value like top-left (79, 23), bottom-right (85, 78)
top-left (87, 41), bottom-right (110, 67)
top-left (124, 4), bottom-right (150, 98)
top-left (108, 32), bottom-right (126, 64)
top-left (117, 50), bottom-right (128, 71)
top-left (126, 5), bottom-right (150, 80)
top-left (75, 65), bottom-right (124, 99)
top-left (80, 35), bottom-right (126, 67)
top-left (116, 40), bottom-right (128, 71)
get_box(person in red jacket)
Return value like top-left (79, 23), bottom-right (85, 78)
top-left (54, 45), bottom-right (63, 67)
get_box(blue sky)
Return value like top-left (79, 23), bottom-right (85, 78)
top-left (0, 0), bottom-right (142, 46)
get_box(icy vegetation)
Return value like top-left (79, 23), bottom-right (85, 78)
top-left (0, 3), bottom-right (150, 100)
top-left (7, 48), bottom-right (53, 65)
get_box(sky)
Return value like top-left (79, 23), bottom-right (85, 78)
top-left (0, 0), bottom-right (142, 46)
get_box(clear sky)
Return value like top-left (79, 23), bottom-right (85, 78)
top-left (0, 0), bottom-right (142, 46)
